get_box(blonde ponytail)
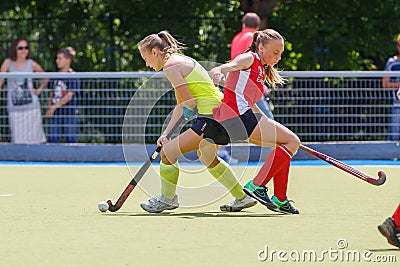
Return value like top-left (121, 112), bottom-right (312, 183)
top-left (138, 30), bottom-right (185, 58)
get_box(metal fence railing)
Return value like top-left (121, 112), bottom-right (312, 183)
top-left (0, 71), bottom-right (399, 144)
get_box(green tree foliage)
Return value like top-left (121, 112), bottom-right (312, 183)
top-left (269, 0), bottom-right (400, 70)
top-left (0, 0), bottom-right (242, 71)
top-left (101, 0), bottom-right (243, 70)
top-left (1, 0), bottom-right (400, 71)
top-left (0, 0), bottom-right (117, 71)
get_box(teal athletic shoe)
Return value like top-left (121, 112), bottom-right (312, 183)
top-left (271, 196), bottom-right (300, 214)
top-left (243, 180), bottom-right (277, 210)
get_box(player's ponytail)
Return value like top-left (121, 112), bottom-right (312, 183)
top-left (246, 31), bottom-right (261, 53)
top-left (138, 31), bottom-right (185, 59)
top-left (157, 31), bottom-right (185, 54)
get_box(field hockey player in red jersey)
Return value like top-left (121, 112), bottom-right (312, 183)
top-left (210, 29), bottom-right (300, 214)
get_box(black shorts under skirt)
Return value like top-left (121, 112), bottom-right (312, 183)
top-left (190, 109), bottom-right (261, 145)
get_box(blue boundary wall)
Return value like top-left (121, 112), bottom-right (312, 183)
top-left (0, 141), bottom-right (398, 162)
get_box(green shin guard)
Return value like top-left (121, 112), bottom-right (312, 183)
top-left (160, 162), bottom-right (179, 200)
top-left (208, 160), bottom-right (245, 200)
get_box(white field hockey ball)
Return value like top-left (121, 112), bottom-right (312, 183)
top-left (98, 201), bottom-right (109, 212)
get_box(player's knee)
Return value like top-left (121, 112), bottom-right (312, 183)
top-left (286, 133), bottom-right (300, 153)
top-left (197, 150), bottom-right (214, 167)
top-left (160, 149), bottom-right (177, 165)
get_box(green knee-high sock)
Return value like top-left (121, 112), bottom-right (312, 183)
top-left (208, 160), bottom-right (245, 200)
top-left (160, 162), bottom-right (179, 200)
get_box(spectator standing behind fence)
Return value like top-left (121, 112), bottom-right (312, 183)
top-left (0, 38), bottom-right (48, 144)
top-left (46, 47), bottom-right (80, 143)
top-left (382, 33), bottom-right (400, 141)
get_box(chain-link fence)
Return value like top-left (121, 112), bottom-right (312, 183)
top-left (0, 71), bottom-right (399, 144)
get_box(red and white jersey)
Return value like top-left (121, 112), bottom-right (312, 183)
top-left (213, 52), bottom-right (266, 122)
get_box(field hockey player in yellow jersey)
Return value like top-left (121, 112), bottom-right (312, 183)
top-left (137, 30), bottom-right (257, 213)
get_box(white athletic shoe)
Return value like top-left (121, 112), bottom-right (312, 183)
top-left (140, 194), bottom-right (179, 213)
top-left (220, 195), bottom-right (257, 212)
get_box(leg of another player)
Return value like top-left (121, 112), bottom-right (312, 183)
top-left (244, 116), bottom-right (300, 214)
top-left (378, 204), bottom-right (400, 248)
top-left (256, 97), bottom-right (274, 120)
top-left (197, 141), bottom-right (257, 212)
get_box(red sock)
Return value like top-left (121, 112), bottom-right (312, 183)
top-left (273, 160), bottom-right (290, 202)
top-left (392, 204), bottom-right (400, 228)
top-left (253, 145), bottom-right (293, 186)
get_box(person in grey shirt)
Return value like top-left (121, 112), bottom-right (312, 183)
top-left (0, 38), bottom-right (48, 144)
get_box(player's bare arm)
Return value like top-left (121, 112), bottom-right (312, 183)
top-left (210, 53), bottom-right (254, 85)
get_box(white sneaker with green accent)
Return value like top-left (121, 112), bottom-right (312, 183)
top-left (220, 195), bottom-right (257, 212)
top-left (140, 194), bottom-right (179, 213)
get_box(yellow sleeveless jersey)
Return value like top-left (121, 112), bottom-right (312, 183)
top-left (182, 57), bottom-right (223, 115)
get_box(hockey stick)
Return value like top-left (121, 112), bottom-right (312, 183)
top-left (299, 144), bottom-right (386, 186)
top-left (107, 116), bottom-right (186, 212)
